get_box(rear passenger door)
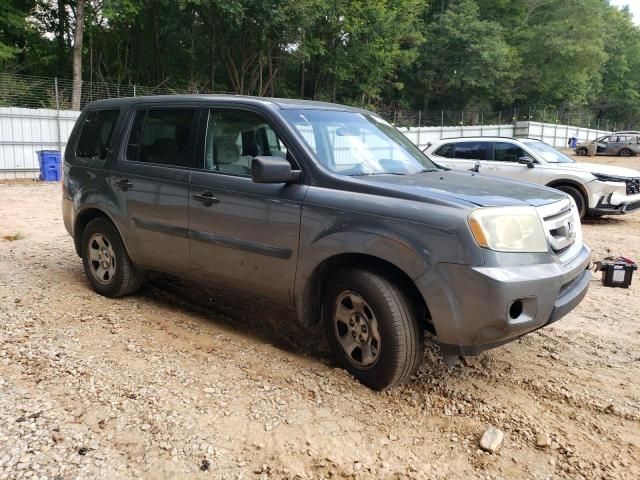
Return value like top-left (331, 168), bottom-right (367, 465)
top-left (112, 104), bottom-right (201, 273)
top-left (188, 107), bottom-right (308, 303)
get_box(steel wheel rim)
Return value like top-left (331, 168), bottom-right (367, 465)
top-left (620, 149), bottom-right (630, 157)
top-left (333, 291), bottom-right (381, 369)
top-left (87, 233), bottom-right (116, 285)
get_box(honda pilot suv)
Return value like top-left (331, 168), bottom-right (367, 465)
top-left (62, 96), bottom-right (592, 390)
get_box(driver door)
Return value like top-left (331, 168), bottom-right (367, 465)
top-left (481, 142), bottom-right (541, 184)
top-left (187, 107), bottom-right (308, 303)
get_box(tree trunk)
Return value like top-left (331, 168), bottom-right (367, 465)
top-left (57, 1), bottom-right (66, 77)
top-left (71, 0), bottom-right (85, 110)
top-left (299, 59), bottom-right (305, 98)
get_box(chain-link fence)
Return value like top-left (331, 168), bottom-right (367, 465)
top-left (2, 72), bottom-right (636, 132)
top-left (378, 105), bottom-right (637, 131)
top-left (0, 73), bottom-right (233, 111)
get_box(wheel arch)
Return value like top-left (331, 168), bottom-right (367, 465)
top-left (295, 252), bottom-right (432, 333)
top-left (545, 179), bottom-right (589, 204)
top-left (73, 207), bottom-right (128, 257)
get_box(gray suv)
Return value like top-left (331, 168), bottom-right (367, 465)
top-left (62, 96), bottom-right (592, 390)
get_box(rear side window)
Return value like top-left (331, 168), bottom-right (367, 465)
top-left (75, 109), bottom-right (119, 160)
top-left (453, 141), bottom-right (490, 160)
top-left (126, 109), bottom-right (197, 167)
top-left (435, 144), bottom-right (455, 158)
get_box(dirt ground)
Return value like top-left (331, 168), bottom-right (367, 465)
top-left (0, 154), bottom-right (639, 480)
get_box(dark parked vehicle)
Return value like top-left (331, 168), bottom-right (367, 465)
top-left (62, 96), bottom-right (592, 389)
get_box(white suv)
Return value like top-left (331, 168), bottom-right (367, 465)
top-left (425, 137), bottom-right (640, 218)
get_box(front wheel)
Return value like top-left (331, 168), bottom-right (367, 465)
top-left (323, 268), bottom-right (424, 390)
top-left (575, 147), bottom-right (587, 156)
top-left (556, 185), bottom-right (587, 219)
top-left (81, 218), bottom-right (144, 297)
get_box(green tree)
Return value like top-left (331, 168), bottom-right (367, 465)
top-left (412, 0), bottom-right (518, 110)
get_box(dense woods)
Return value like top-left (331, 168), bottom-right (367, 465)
top-left (1, 0), bottom-right (640, 124)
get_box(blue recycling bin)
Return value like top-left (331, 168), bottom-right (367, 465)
top-left (568, 137), bottom-right (578, 149)
top-left (36, 150), bottom-right (62, 181)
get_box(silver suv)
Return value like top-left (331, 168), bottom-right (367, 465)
top-left (62, 96), bottom-right (591, 389)
top-left (576, 132), bottom-right (640, 157)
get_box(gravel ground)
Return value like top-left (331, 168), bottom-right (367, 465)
top-left (0, 154), bottom-right (639, 479)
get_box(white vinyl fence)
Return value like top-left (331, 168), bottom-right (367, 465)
top-left (0, 107), bottom-right (80, 179)
top-left (0, 107), bottom-right (613, 179)
top-left (400, 121), bottom-right (611, 150)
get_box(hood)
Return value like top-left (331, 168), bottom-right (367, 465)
top-left (353, 170), bottom-right (565, 207)
top-left (545, 161), bottom-right (640, 178)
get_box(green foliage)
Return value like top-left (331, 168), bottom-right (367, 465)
top-left (3, 0), bottom-right (640, 124)
top-left (416, 0), bottom-right (518, 109)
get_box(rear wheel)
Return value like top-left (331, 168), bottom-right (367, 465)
top-left (619, 148), bottom-right (632, 157)
top-left (556, 185), bottom-right (587, 219)
top-left (323, 268), bottom-right (424, 390)
top-left (81, 218), bottom-right (144, 297)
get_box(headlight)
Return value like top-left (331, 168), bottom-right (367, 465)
top-left (468, 207), bottom-right (547, 253)
top-left (592, 173), bottom-right (627, 183)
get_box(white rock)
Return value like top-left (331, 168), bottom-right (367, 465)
top-left (479, 427), bottom-right (504, 453)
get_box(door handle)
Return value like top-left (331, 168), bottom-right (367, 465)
top-left (193, 191), bottom-right (220, 206)
top-left (115, 179), bottom-right (133, 191)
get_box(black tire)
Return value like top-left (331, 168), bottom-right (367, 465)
top-left (556, 185), bottom-right (587, 219)
top-left (576, 147), bottom-right (587, 156)
top-left (323, 268), bottom-right (424, 390)
top-left (619, 148), bottom-right (632, 157)
top-left (80, 218), bottom-right (143, 297)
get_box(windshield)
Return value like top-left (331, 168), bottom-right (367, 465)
top-left (281, 109), bottom-right (438, 175)
top-left (525, 141), bottom-right (575, 164)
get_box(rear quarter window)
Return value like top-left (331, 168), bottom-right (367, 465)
top-left (75, 109), bottom-right (119, 160)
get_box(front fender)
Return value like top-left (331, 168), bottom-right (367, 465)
top-left (293, 202), bottom-right (478, 326)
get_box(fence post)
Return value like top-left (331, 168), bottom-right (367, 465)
top-left (460, 111), bottom-right (464, 136)
top-left (54, 77), bottom-right (62, 152)
top-left (498, 111), bottom-right (501, 136)
top-left (541, 108), bottom-right (546, 142)
top-left (480, 111), bottom-right (484, 137)
top-left (440, 110), bottom-right (444, 139)
top-left (133, 84), bottom-right (137, 97)
top-left (418, 110), bottom-right (421, 128)
top-left (553, 111), bottom-right (558, 148)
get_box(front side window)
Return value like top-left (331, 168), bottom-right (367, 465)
top-left (453, 141), bottom-right (491, 160)
top-left (493, 142), bottom-right (528, 162)
top-left (282, 110), bottom-right (437, 176)
top-left (75, 109), bottom-right (119, 160)
top-left (203, 110), bottom-right (289, 176)
top-left (126, 109), bottom-right (196, 167)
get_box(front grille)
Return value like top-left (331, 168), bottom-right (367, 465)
top-left (542, 203), bottom-right (576, 254)
top-left (626, 178), bottom-right (640, 195)
top-left (625, 200), bottom-right (640, 212)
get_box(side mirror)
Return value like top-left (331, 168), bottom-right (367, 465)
top-left (518, 156), bottom-right (535, 168)
top-left (251, 156), bottom-right (301, 184)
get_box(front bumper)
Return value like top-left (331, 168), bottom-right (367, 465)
top-left (589, 195), bottom-right (640, 215)
top-left (588, 182), bottom-right (640, 215)
top-left (417, 244), bottom-right (592, 355)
